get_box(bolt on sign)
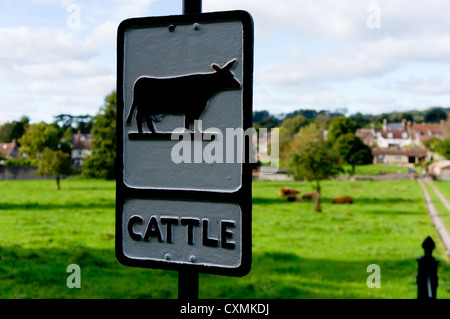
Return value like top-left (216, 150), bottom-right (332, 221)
top-left (116, 10), bottom-right (254, 277)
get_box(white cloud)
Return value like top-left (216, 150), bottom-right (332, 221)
top-left (0, 26), bottom-right (96, 64)
top-left (11, 59), bottom-right (111, 80)
top-left (393, 76), bottom-right (450, 95)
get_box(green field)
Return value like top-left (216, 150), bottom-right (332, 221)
top-left (341, 164), bottom-right (410, 175)
top-left (424, 181), bottom-right (450, 235)
top-left (0, 179), bottom-right (449, 299)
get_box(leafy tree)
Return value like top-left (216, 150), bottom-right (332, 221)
top-left (54, 114), bottom-right (93, 134)
top-left (425, 107), bottom-right (447, 123)
top-left (0, 116), bottom-right (29, 143)
top-left (82, 91), bottom-right (117, 179)
top-left (18, 122), bottom-right (61, 159)
top-left (434, 137), bottom-right (450, 159)
top-left (279, 115), bottom-right (310, 168)
top-left (36, 148), bottom-right (73, 190)
top-left (287, 123), bottom-right (341, 212)
top-left (327, 116), bottom-right (357, 142)
top-left (333, 133), bottom-right (373, 175)
top-left (422, 136), bottom-right (439, 152)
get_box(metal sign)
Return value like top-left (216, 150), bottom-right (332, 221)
top-left (116, 10), bottom-right (253, 277)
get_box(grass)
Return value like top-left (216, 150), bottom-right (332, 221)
top-left (341, 164), bottom-right (409, 175)
top-left (0, 179), bottom-right (449, 298)
top-left (426, 181), bottom-right (450, 235)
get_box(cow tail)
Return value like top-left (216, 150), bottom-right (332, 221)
top-left (126, 99), bottom-right (136, 125)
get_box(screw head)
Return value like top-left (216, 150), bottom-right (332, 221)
top-left (193, 23), bottom-right (200, 30)
top-left (165, 253), bottom-right (171, 261)
top-left (189, 255), bottom-right (197, 263)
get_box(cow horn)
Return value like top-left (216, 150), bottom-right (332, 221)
top-left (211, 63), bottom-right (221, 72)
top-left (222, 59), bottom-right (237, 71)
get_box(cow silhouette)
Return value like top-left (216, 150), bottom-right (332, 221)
top-left (126, 59), bottom-right (241, 134)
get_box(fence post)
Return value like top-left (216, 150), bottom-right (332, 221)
top-left (417, 236), bottom-right (439, 299)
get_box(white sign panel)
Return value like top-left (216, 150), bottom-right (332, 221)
top-left (116, 10), bottom-right (253, 277)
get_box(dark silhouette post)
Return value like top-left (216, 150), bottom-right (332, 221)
top-left (177, 0), bottom-right (202, 301)
top-left (417, 236), bottom-right (439, 299)
top-left (183, 0), bottom-right (201, 14)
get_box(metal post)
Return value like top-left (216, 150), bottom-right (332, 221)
top-left (178, 271), bottom-right (199, 299)
top-left (178, 0), bottom-right (202, 300)
top-left (417, 236), bottom-right (439, 299)
top-left (183, 0), bottom-right (202, 14)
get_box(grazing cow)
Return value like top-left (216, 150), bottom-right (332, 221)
top-left (286, 194), bottom-right (302, 202)
top-left (331, 196), bottom-right (354, 204)
top-left (280, 187), bottom-right (301, 202)
top-left (280, 186), bottom-right (300, 197)
top-left (302, 192), bottom-right (317, 200)
top-left (126, 59), bottom-right (241, 134)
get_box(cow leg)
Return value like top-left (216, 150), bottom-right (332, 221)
top-left (136, 111), bottom-right (144, 134)
top-left (145, 115), bottom-right (155, 133)
top-left (184, 116), bottom-right (193, 132)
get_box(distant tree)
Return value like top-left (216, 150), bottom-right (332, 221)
top-left (82, 91), bottom-right (117, 179)
top-left (36, 148), bottom-right (73, 190)
top-left (54, 114), bottom-right (93, 134)
top-left (434, 137), bottom-right (450, 159)
top-left (0, 122), bottom-right (13, 142)
top-left (349, 112), bottom-right (372, 129)
top-left (253, 110), bottom-right (271, 123)
top-left (314, 114), bottom-right (333, 130)
top-left (327, 116), bottom-right (357, 142)
top-left (425, 107), bottom-right (447, 123)
top-left (278, 115), bottom-right (309, 168)
top-left (422, 136), bottom-right (439, 152)
top-left (285, 109), bottom-right (317, 120)
top-left (333, 133), bottom-right (373, 175)
top-left (0, 116), bottom-right (29, 143)
top-left (18, 122), bottom-right (61, 159)
top-left (287, 123), bottom-right (341, 212)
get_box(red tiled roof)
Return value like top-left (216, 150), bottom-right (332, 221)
top-left (375, 130), bottom-right (410, 139)
top-left (372, 148), bottom-right (427, 157)
top-left (0, 140), bottom-right (17, 158)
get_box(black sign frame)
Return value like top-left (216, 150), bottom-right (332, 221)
top-left (116, 10), bottom-right (253, 277)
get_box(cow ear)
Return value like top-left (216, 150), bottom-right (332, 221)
top-left (211, 64), bottom-right (221, 72)
top-left (223, 59), bottom-right (237, 71)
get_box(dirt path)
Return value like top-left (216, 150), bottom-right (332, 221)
top-left (418, 178), bottom-right (450, 256)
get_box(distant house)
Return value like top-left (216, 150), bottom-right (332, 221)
top-left (357, 119), bottom-right (447, 148)
top-left (428, 160), bottom-right (450, 180)
top-left (71, 132), bottom-right (92, 168)
top-left (0, 139), bottom-right (19, 161)
top-left (410, 122), bottom-right (445, 143)
top-left (372, 148), bottom-right (427, 165)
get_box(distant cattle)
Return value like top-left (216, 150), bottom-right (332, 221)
top-left (331, 196), bottom-right (354, 204)
top-left (280, 187), bottom-right (301, 202)
top-left (287, 194), bottom-right (302, 202)
top-left (280, 186), bottom-right (300, 197)
top-left (302, 192), bottom-right (317, 200)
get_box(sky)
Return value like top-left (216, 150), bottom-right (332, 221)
top-left (1, 0), bottom-right (450, 124)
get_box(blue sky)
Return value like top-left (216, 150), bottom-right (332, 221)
top-left (1, 0), bottom-right (450, 124)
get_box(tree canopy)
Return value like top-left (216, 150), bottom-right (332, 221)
top-left (287, 123), bottom-right (341, 212)
top-left (36, 148), bottom-right (73, 190)
top-left (82, 91), bottom-right (117, 180)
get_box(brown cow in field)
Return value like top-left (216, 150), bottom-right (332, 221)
top-left (286, 194), bottom-right (302, 202)
top-left (302, 192), bottom-right (317, 200)
top-left (331, 196), bottom-right (354, 204)
top-left (280, 187), bottom-right (301, 202)
top-left (280, 186), bottom-right (300, 197)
